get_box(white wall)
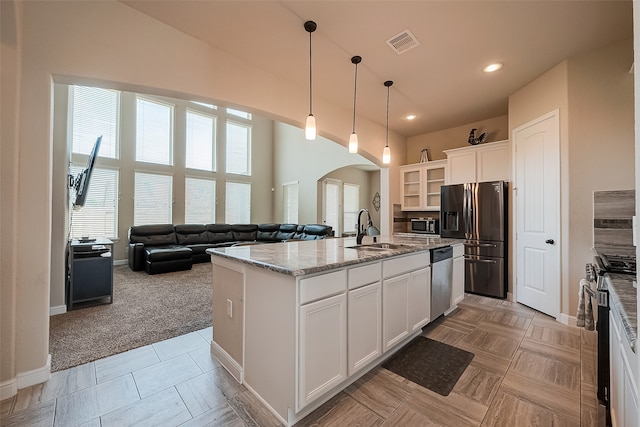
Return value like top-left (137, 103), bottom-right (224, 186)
top-left (1, 0), bottom-right (403, 392)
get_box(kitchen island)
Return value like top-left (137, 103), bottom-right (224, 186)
top-left (206, 235), bottom-right (462, 426)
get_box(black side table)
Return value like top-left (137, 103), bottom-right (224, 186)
top-left (67, 237), bottom-right (114, 310)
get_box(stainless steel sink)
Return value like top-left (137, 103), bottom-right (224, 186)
top-left (346, 243), bottom-right (411, 251)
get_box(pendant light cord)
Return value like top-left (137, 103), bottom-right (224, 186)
top-left (352, 61), bottom-right (358, 133)
top-left (309, 30), bottom-right (313, 115)
top-left (385, 84), bottom-right (390, 146)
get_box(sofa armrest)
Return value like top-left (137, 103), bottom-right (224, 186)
top-left (128, 243), bottom-right (146, 271)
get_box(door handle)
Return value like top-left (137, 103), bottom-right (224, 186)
top-left (545, 239), bottom-right (555, 245)
top-left (464, 257), bottom-right (497, 263)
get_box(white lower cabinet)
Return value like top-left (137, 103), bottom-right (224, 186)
top-left (451, 243), bottom-right (464, 309)
top-left (609, 307), bottom-right (639, 427)
top-left (298, 292), bottom-right (347, 409)
top-left (408, 267), bottom-right (431, 331)
top-left (382, 273), bottom-right (410, 351)
top-left (347, 281), bottom-right (382, 376)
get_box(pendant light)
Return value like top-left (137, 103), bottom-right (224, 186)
top-left (304, 21), bottom-right (317, 140)
top-left (349, 55), bottom-right (362, 153)
top-left (382, 80), bottom-right (393, 164)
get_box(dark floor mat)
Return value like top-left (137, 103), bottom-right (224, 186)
top-left (382, 336), bottom-right (474, 396)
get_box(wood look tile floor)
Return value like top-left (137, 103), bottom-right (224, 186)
top-left (1, 295), bottom-right (598, 426)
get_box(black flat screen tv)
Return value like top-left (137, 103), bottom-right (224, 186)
top-left (72, 135), bottom-right (102, 209)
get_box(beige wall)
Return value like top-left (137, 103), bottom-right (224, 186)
top-left (273, 122), bottom-right (378, 226)
top-left (406, 115), bottom-right (509, 164)
top-left (1, 0), bottom-right (403, 392)
top-left (509, 38), bottom-right (634, 319)
top-left (0, 0), bottom-right (21, 387)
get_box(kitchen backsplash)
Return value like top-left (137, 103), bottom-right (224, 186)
top-left (593, 190), bottom-right (635, 250)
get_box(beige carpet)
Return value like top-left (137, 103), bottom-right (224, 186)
top-left (49, 263), bottom-right (212, 372)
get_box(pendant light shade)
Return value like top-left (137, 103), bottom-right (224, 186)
top-left (383, 80), bottom-right (393, 164)
top-left (304, 21), bottom-right (317, 141)
top-left (349, 55), bottom-right (362, 153)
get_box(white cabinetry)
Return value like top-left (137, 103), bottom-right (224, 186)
top-left (609, 306), bottom-right (639, 427)
top-left (298, 271), bottom-right (348, 409)
top-left (347, 263), bottom-right (382, 376)
top-left (400, 160), bottom-right (446, 211)
top-left (450, 243), bottom-right (465, 310)
top-left (444, 140), bottom-right (511, 185)
top-left (382, 252), bottom-right (431, 351)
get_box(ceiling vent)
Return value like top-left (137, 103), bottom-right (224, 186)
top-left (386, 30), bottom-right (420, 54)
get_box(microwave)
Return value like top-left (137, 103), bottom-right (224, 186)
top-left (411, 218), bottom-right (439, 234)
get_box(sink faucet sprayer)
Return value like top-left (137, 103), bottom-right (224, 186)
top-left (356, 208), bottom-right (380, 244)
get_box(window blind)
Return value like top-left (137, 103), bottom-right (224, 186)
top-left (69, 166), bottom-right (119, 239)
top-left (71, 86), bottom-right (119, 159)
top-left (226, 121), bottom-right (251, 175)
top-left (134, 172), bottom-right (173, 225)
top-left (343, 183), bottom-right (360, 233)
top-left (324, 180), bottom-right (340, 236)
top-left (186, 110), bottom-right (216, 171)
top-left (185, 177), bottom-right (216, 224)
top-left (225, 181), bottom-right (251, 224)
top-left (136, 97), bottom-right (173, 165)
top-left (283, 183), bottom-right (299, 224)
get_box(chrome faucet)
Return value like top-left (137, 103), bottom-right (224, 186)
top-left (356, 208), bottom-right (380, 244)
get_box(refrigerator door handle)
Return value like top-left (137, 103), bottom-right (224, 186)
top-left (463, 243), bottom-right (498, 248)
top-left (463, 185), bottom-right (470, 239)
top-left (464, 257), bottom-right (498, 264)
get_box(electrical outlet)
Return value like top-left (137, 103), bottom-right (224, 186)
top-left (226, 299), bottom-right (233, 318)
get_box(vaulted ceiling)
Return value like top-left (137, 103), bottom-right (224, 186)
top-left (122, 1), bottom-right (633, 137)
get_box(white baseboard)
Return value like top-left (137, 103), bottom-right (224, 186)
top-left (1, 355), bottom-right (51, 399)
top-left (0, 378), bottom-right (17, 400)
top-left (558, 313), bottom-right (576, 326)
top-left (50, 305), bottom-right (67, 316)
top-left (507, 292), bottom-right (514, 302)
top-left (17, 354), bottom-right (51, 390)
top-left (114, 259), bottom-right (127, 266)
top-left (211, 341), bottom-right (243, 384)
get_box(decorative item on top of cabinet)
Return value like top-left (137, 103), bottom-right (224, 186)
top-left (444, 140), bottom-right (511, 185)
top-left (400, 159), bottom-right (447, 211)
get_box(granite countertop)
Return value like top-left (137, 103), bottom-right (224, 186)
top-left (606, 273), bottom-right (637, 353)
top-left (206, 236), bottom-right (463, 276)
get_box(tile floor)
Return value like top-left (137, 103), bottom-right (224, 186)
top-left (1, 294), bottom-right (598, 426)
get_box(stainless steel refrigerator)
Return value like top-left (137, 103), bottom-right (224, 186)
top-left (440, 181), bottom-right (507, 298)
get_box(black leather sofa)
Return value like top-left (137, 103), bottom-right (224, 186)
top-left (128, 223), bottom-right (333, 274)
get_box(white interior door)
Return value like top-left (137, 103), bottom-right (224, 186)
top-left (514, 110), bottom-right (560, 318)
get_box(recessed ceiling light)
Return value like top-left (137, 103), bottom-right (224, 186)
top-left (406, 114), bottom-right (417, 120)
top-left (483, 62), bottom-right (503, 73)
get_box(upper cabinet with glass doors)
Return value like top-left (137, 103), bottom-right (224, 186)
top-left (400, 160), bottom-right (447, 211)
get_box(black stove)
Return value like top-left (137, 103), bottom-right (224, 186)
top-left (600, 253), bottom-right (636, 275)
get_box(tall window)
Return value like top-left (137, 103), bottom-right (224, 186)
top-left (134, 172), bottom-right (173, 225)
top-left (185, 177), bottom-right (216, 224)
top-left (283, 182), bottom-right (299, 224)
top-left (71, 86), bottom-right (119, 159)
top-left (225, 181), bottom-right (251, 223)
top-left (69, 166), bottom-right (119, 239)
top-left (136, 97), bottom-right (173, 165)
top-left (343, 183), bottom-right (360, 233)
top-left (185, 110), bottom-right (216, 171)
top-left (323, 179), bottom-right (341, 237)
top-left (226, 121), bottom-right (251, 175)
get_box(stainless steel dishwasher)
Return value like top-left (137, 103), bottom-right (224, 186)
top-left (430, 246), bottom-right (453, 320)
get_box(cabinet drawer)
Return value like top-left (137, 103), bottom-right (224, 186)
top-left (348, 262), bottom-right (381, 290)
top-left (299, 270), bottom-right (347, 304)
top-left (382, 253), bottom-right (429, 278)
top-left (452, 243), bottom-right (464, 258)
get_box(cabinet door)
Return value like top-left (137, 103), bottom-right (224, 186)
top-left (348, 282), bottom-right (382, 376)
top-left (423, 161), bottom-right (447, 211)
top-left (408, 267), bottom-right (430, 331)
top-left (451, 254), bottom-right (465, 308)
top-left (623, 359), bottom-right (639, 427)
top-left (298, 293), bottom-right (347, 409)
top-left (382, 274), bottom-right (410, 351)
top-left (476, 143), bottom-right (511, 182)
top-left (401, 166), bottom-right (423, 211)
top-left (610, 311), bottom-right (623, 427)
top-left (447, 151), bottom-right (476, 185)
